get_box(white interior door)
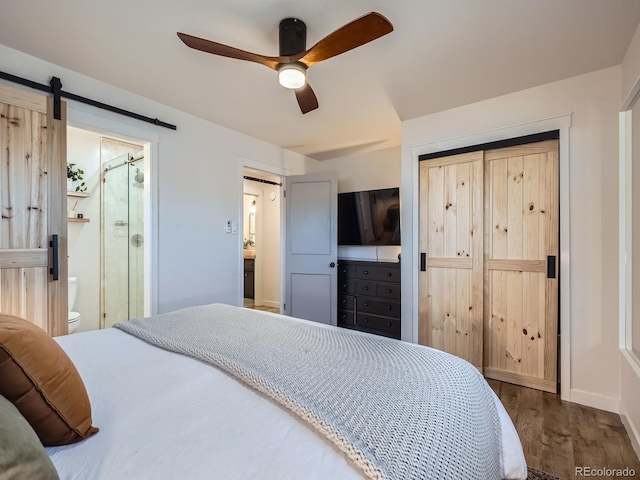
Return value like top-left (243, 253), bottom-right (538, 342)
top-left (284, 172), bottom-right (337, 325)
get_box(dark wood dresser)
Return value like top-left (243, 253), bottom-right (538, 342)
top-left (337, 260), bottom-right (401, 339)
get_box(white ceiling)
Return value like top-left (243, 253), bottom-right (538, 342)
top-left (1, 1), bottom-right (639, 160)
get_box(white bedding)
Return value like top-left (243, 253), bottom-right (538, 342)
top-left (47, 326), bottom-right (526, 480)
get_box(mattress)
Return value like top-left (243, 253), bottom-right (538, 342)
top-left (46, 322), bottom-right (527, 480)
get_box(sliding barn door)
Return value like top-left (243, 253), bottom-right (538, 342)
top-left (0, 84), bottom-right (68, 336)
top-left (483, 140), bottom-right (558, 392)
top-left (419, 151), bottom-right (484, 369)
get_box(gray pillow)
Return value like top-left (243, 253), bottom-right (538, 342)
top-left (0, 394), bottom-right (59, 480)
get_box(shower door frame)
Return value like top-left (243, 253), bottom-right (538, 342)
top-left (67, 108), bottom-right (159, 319)
top-left (101, 150), bottom-right (146, 325)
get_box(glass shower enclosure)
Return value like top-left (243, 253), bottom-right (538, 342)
top-left (101, 152), bottom-right (144, 327)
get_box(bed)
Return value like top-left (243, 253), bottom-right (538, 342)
top-left (44, 304), bottom-right (527, 480)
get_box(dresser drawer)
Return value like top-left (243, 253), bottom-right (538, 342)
top-left (358, 297), bottom-right (401, 318)
top-left (377, 282), bottom-right (401, 300)
top-left (355, 280), bottom-right (377, 297)
top-left (338, 309), bottom-right (355, 326)
top-left (338, 263), bottom-right (357, 279)
top-left (339, 279), bottom-right (356, 294)
top-left (355, 313), bottom-right (401, 336)
top-left (339, 294), bottom-right (355, 310)
top-left (357, 265), bottom-right (400, 283)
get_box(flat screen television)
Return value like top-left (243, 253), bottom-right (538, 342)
top-left (338, 187), bottom-right (400, 246)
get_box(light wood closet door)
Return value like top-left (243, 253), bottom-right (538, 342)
top-left (419, 151), bottom-right (484, 369)
top-left (483, 140), bottom-right (558, 393)
top-left (0, 84), bottom-right (68, 336)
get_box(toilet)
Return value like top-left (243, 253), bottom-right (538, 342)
top-left (68, 277), bottom-right (81, 334)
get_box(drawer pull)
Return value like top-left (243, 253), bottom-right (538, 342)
top-left (387, 289), bottom-right (392, 293)
top-left (342, 269), bottom-right (347, 274)
top-left (364, 318), bottom-right (369, 323)
top-left (387, 272), bottom-right (392, 277)
top-left (342, 314), bottom-right (347, 319)
top-left (342, 284), bottom-right (347, 288)
top-left (387, 322), bottom-right (392, 327)
top-left (342, 299), bottom-right (347, 304)
top-left (364, 270), bottom-right (369, 275)
top-left (387, 305), bottom-right (392, 310)
top-left (364, 286), bottom-right (369, 291)
top-left (364, 302), bottom-right (369, 307)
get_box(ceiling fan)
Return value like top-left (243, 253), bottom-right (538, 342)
top-left (177, 12), bottom-right (393, 114)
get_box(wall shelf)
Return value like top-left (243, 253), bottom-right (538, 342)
top-left (67, 191), bottom-right (89, 198)
top-left (68, 218), bottom-right (90, 223)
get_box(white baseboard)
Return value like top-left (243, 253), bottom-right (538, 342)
top-left (569, 389), bottom-right (619, 413)
top-left (257, 299), bottom-right (280, 309)
top-left (620, 402), bottom-right (640, 461)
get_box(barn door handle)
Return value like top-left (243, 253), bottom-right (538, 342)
top-left (420, 253), bottom-right (426, 271)
top-left (49, 234), bottom-right (59, 281)
top-left (547, 256), bottom-right (556, 279)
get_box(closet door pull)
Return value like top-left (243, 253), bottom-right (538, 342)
top-left (547, 256), bottom-right (557, 279)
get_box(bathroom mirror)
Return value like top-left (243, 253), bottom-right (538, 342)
top-left (249, 212), bottom-right (256, 245)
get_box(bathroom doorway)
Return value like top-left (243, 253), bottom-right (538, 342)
top-left (67, 127), bottom-right (150, 333)
top-left (243, 167), bottom-right (282, 313)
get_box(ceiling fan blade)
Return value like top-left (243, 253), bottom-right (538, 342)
top-left (295, 83), bottom-right (318, 114)
top-left (177, 32), bottom-right (283, 70)
top-left (294, 12), bottom-right (393, 67)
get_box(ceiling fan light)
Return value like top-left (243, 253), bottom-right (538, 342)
top-left (278, 64), bottom-right (306, 89)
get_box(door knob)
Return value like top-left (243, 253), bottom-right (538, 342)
top-left (329, 262), bottom-right (336, 268)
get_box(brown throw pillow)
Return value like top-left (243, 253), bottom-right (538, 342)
top-left (0, 313), bottom-right (98, 446)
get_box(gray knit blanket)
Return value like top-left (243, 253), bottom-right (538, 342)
top-left (115, 303), bottom-right (502, 480)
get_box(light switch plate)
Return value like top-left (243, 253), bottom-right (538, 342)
top-left (225, 220), bottom-right (232, 233)
top-left (231, 222), bottom-right (238, 234)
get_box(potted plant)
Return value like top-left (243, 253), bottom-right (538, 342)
top-left (67, 163), bottom-right (87, 192)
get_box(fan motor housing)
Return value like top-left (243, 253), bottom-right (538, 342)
top-left (279, 18), bottom-right (307, 56)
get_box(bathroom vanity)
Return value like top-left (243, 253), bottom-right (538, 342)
top-left (243, 252), bottom-right (255, 299)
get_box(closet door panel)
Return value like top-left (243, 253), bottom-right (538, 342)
top-left (419, 152), bottom-right (484, 369)
top-left (484, 140), bottom-right (558, 393)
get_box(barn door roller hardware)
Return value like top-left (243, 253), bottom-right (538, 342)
top-left (0, 70), bottom-right (177, 130)
top-left (243, 175), bottom-right (282, 187)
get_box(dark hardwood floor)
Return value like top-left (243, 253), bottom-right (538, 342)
top-left (488, 380), bottom-right (640, 480)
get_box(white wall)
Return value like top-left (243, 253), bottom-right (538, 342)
top-left (402, 66), bottom-right (621, 411)
top-left (0, 44), bottom-right (311, 316)
top-left (308, 146), bottom-right (401, 193)
top-left (67, 127), bottom-right (101, 332)
top-left (622, 22), bottom-right (640, 106)
top-left (258, 182), bottom-right (281, 308)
